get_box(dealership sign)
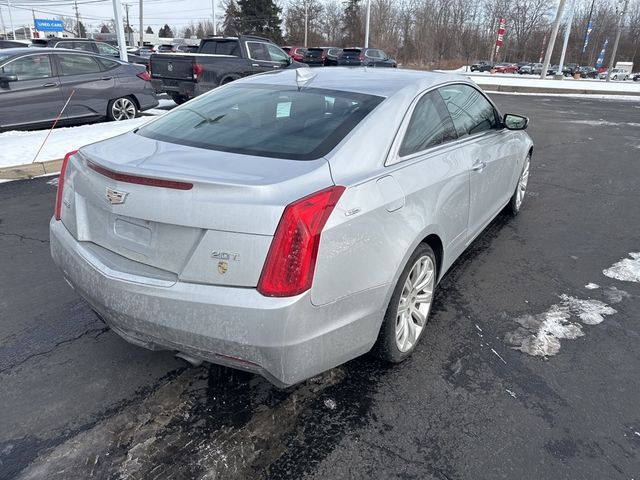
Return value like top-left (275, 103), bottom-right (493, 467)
top-left (34, 19), bottom-right (65, 32)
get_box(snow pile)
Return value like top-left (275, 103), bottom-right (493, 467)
top-left (603, 252), bottom-right (640, 283)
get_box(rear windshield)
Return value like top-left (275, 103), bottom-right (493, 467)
top-left (137, 84), bottom-right (384, 160)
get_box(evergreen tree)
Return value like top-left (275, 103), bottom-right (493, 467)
top-left (145, 26), bottom-right (154, 34)
top-left (237, 0), bottom-right (283, 43)
top-left (77, 21), bottom-right (87, 37)
top-left (341, 0), bottom-right (362, 46)
top-left (222, 0), bottom-right (242, 36)
top-left (158, 24), bottom-right (174, 38)
top-left (100, 24), bottom-right (110, 33)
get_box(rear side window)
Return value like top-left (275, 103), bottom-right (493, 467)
top-left (399, 91), bottom-right (457, 157)
top-left (137, 84), bottom-right (384, 160)
top-left (96, 42), bottom-right (118, 56)
top-left (57, 54), bottom-right (102, 75)
top-left (1, 54), bottom-right (52, 80)
top-left (200, 40), bottom-right (240, 56)
top-left (247, 42), bottom-right (271, 61)
top-left (96, 57), bottom-right (120, 70)
top-left (439, 84), bottom-right (498, 136)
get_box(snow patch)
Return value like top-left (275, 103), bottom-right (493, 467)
top-left (585, 283), bottom-right (599, 290)
top-left (570, 120), bottom-right (640, 127)
top-left (603, 252), bottom-right (640, 283)
top-left (505, 294), bottom-right (617, 357)
top-left (603, 286), bottom-right (630, 304)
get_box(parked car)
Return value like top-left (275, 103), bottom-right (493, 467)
top-left (324, 47), bottom-right (342, 66)
top-left (518, 62), bottom-right (542, 75)
top-left (470, 60), bottom-right (493, 72)
top-left (30, 37), bottom-right (150, 68)
top-left (176, 45), bottom-right (199, 53)
top-left (127, 46), bottom-right (153, 56)
top-left (149, 35), bottom-right (303, 105)
top-left (0, 40), bottom-right (28, 49)
top-left (578, 66), bottom-right (598, 78)
top-left (562, 63), bottom-right (580, 76)
top-left (599, 68), bottom-right (628, 80)
top-left (0, 48), bottom-right (157, 131)
top-left (337, 48), bottom-right (397, 67)
top-left (50, 68), bottom-right (533, 387)
top-left (153, 44), bottom-right (176, 53)
top-left (633, 73), bottom-right (640, 82)
top-left (282, 46), bottom-right (306, 62)
top-left (547, 64), bottom-right (560, 75)
top-left (302, 47), bottom-right (327, 66)
top-left (494, 63), bottom-right (518, 74)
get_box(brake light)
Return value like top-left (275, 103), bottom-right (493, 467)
top-left (54, 150), bottom-right (78, 220)
top-left (136, 70), bottom-right (150, 81)
top-left (321, 51), bottom-right (327, 59)
top-left (87, 161), bottom-right (193, 190)
top-left (358, 52), bottom-right (364, 61)
top-left (193, 63), bottom-right (204, 80)
top-left (258, 185), bottom-right (345, 297)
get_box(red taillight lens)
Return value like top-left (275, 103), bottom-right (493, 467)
top-left (258, 186), bottom-right (345, 297)
top-left (87, 161), bottom-right (193, 190)
top-left (54, 150), bottom-right (78, 220)
top-left (358, 53), bottom-right (364, 61)
top-left (136, 70), bottom-right (150, 81)
top-left (193, 63), bottom-right (204, 80)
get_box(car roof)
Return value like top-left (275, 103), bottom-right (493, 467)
top-left (240, 67), bottom-right (471, 98)
top-left (0, 47), bottom-right (99, 54)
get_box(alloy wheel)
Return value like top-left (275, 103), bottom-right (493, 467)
top-left (395, 255), bottom-right (435, 353)
top-left (515, 156), bottom-right (530, 210)
top-left (111, 98), bottom-right (136, 121)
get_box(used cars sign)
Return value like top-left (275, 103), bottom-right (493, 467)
top-left (34, 19), bottom-right (64, 32)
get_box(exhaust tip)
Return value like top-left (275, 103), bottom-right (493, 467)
top-left (175, 351), bottom-right (204, 367)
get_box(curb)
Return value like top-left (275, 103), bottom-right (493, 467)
top-left (0, 159), bottom-right (63, 180)
top-left (475, 83), bottom-right (640, 96)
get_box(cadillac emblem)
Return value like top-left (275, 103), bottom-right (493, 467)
top-left (106, 187), bottom-right (128, 205)
top-left (217, 261), bottom-right (228, 275)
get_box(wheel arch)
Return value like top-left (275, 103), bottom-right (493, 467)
top-left (421, 234), bottom-right (443, 282)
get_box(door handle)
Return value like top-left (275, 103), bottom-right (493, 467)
top-left (251, 63), bottom-right (259, 67)
top-left (42, 82), bottom-right (58, 87)
top-left (472, 161), bottom-right (486, 172)
top-left (101, 76), bottom-right (113, 81)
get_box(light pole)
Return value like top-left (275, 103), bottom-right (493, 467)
top-left (139, 0), bottom-right (143, 46)
top-left (304, 0), bottom-right (308, 47)
top-left (364, 0), bottom-right (371, 48)
top-left (211, 0), bottom-right (216, 35)
top-left (540, 0), bottom-right (568, 79)
top-left (606, 0), bottom-right (629, 82)
top-left (7, 0), bottom-right (16, 40)
top-left (557, 0), bottom-right (576, 78)
top-left (112, 0), bottom-right (128, 61)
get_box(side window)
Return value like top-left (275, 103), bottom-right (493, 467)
top-left (96, 43), bottom-right (118, 56)
top-left (96, 57), bottom-right (120, 70)
top-left (266, 44), bottom-right (288, 62)
top-left (247, 42), bottom-right (271, 61)
top-left (57, 54), bottom-right (102, 75)
top-left (439, 84), bottom-right (498, 136)
top-left (68, 41), bottom-right (95, 53)
top-left (399, 91), bottom-right (457, 157)
top-left (1, 54), bottom-right (52, 80)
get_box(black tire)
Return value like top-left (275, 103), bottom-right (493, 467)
top-left (170, 94), bottom-right (188, 105)
top-left (107, 96), bottom-right (138, 121)
top-left (373, 243), bottom-right (437, 363)
top-left (507, 153), bottom-right (531, 216)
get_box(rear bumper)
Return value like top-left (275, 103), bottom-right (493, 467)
top-left (50, 218), bottom-right (387, 387)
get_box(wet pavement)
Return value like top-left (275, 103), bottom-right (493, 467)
top-left (1, 95), bottom-right (639, 479)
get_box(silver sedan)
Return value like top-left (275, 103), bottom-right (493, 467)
top-left (50, 68), bottom-right (533, 387)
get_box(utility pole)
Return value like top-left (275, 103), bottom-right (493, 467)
top-left (606, 0), bottom-right (629, 82)
top-left (139, 0), bottom-right (143, 46)
top-left (540, 0), bottom-right (567, 79)
top-left (557, 0), bottom-right (576, 77)
top-left (73, 0), bottom-right (81, 37)
top-left (0, 6), bottom-right (6, 40)
top-left (124, 3), bottom-right (131, 45)
top-left (364, 0), bottom-right (371, 48)
top-left (211, 0), bottom-right (216, 35)
top-left (303, 0), bottom-right (308, 47)
top-left (7, 0), bottom-right (15, 40)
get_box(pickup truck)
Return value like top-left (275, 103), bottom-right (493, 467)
top-left (149, 35), bottom-right (302, 104)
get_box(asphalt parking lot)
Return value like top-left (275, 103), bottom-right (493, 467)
top-left (1, 94), bottom-right (639, 480)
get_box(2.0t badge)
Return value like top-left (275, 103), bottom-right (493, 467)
top-left (106, 187), bottom-right (128, 205)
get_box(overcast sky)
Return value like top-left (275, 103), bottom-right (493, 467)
top-left (1, 0), bottom-right (250, 34)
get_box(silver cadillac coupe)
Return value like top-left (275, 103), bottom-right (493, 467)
top-left (50, 68), bottom-right (533, 387)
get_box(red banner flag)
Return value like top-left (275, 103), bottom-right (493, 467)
top-left (495, 18), bottom-right (506, 54)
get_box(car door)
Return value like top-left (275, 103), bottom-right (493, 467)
top-left (247, 41), bottom-right (286, 73)
top-left (438, 83), bottom-right (514, 240)
top-left (386, 90), bottom-right (470, 263)
top-left (54, 52), bottom-right (115, 120)
top-left (0, 53), bottom-right (64, 129)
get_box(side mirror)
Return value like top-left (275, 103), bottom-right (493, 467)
top-left (0, 73), bottom-right (18, 83)
top-left (503, 113), bottom-right (529, 130)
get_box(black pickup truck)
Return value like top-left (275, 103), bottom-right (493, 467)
top-left (150, 35), bottom-right (302, 104)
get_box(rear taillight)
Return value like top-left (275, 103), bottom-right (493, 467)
top-left (87, 161), bottom-right (193, 190)
top-left (136, 70), bottom-right (150, 81)
top-left (358, 53), bottom-right (364, 61)
top-left (257, 185), bottom-right (345, 297)
top-left (54, 150), bottom-right (78, 220)
top-left (193, 63), bottom-right (204, 80)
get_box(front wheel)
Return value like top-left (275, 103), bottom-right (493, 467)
top-left (373, 243), bottom-right (437, 363)
top-left (107, 97), bottom-right (138, 121)
top-left (507, 154), bottom-right (531, 215)
top-left (170, 94), bottom-right (188, 105)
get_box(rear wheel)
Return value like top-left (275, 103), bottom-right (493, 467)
top-left (107, 97), bottom-right (138, 121)
top-left (170, 94), bottom-right (188, 105)
top-left (507, 153), bottom-right (531, 215)
top-left (373, 243), bottom-right (437, 363)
